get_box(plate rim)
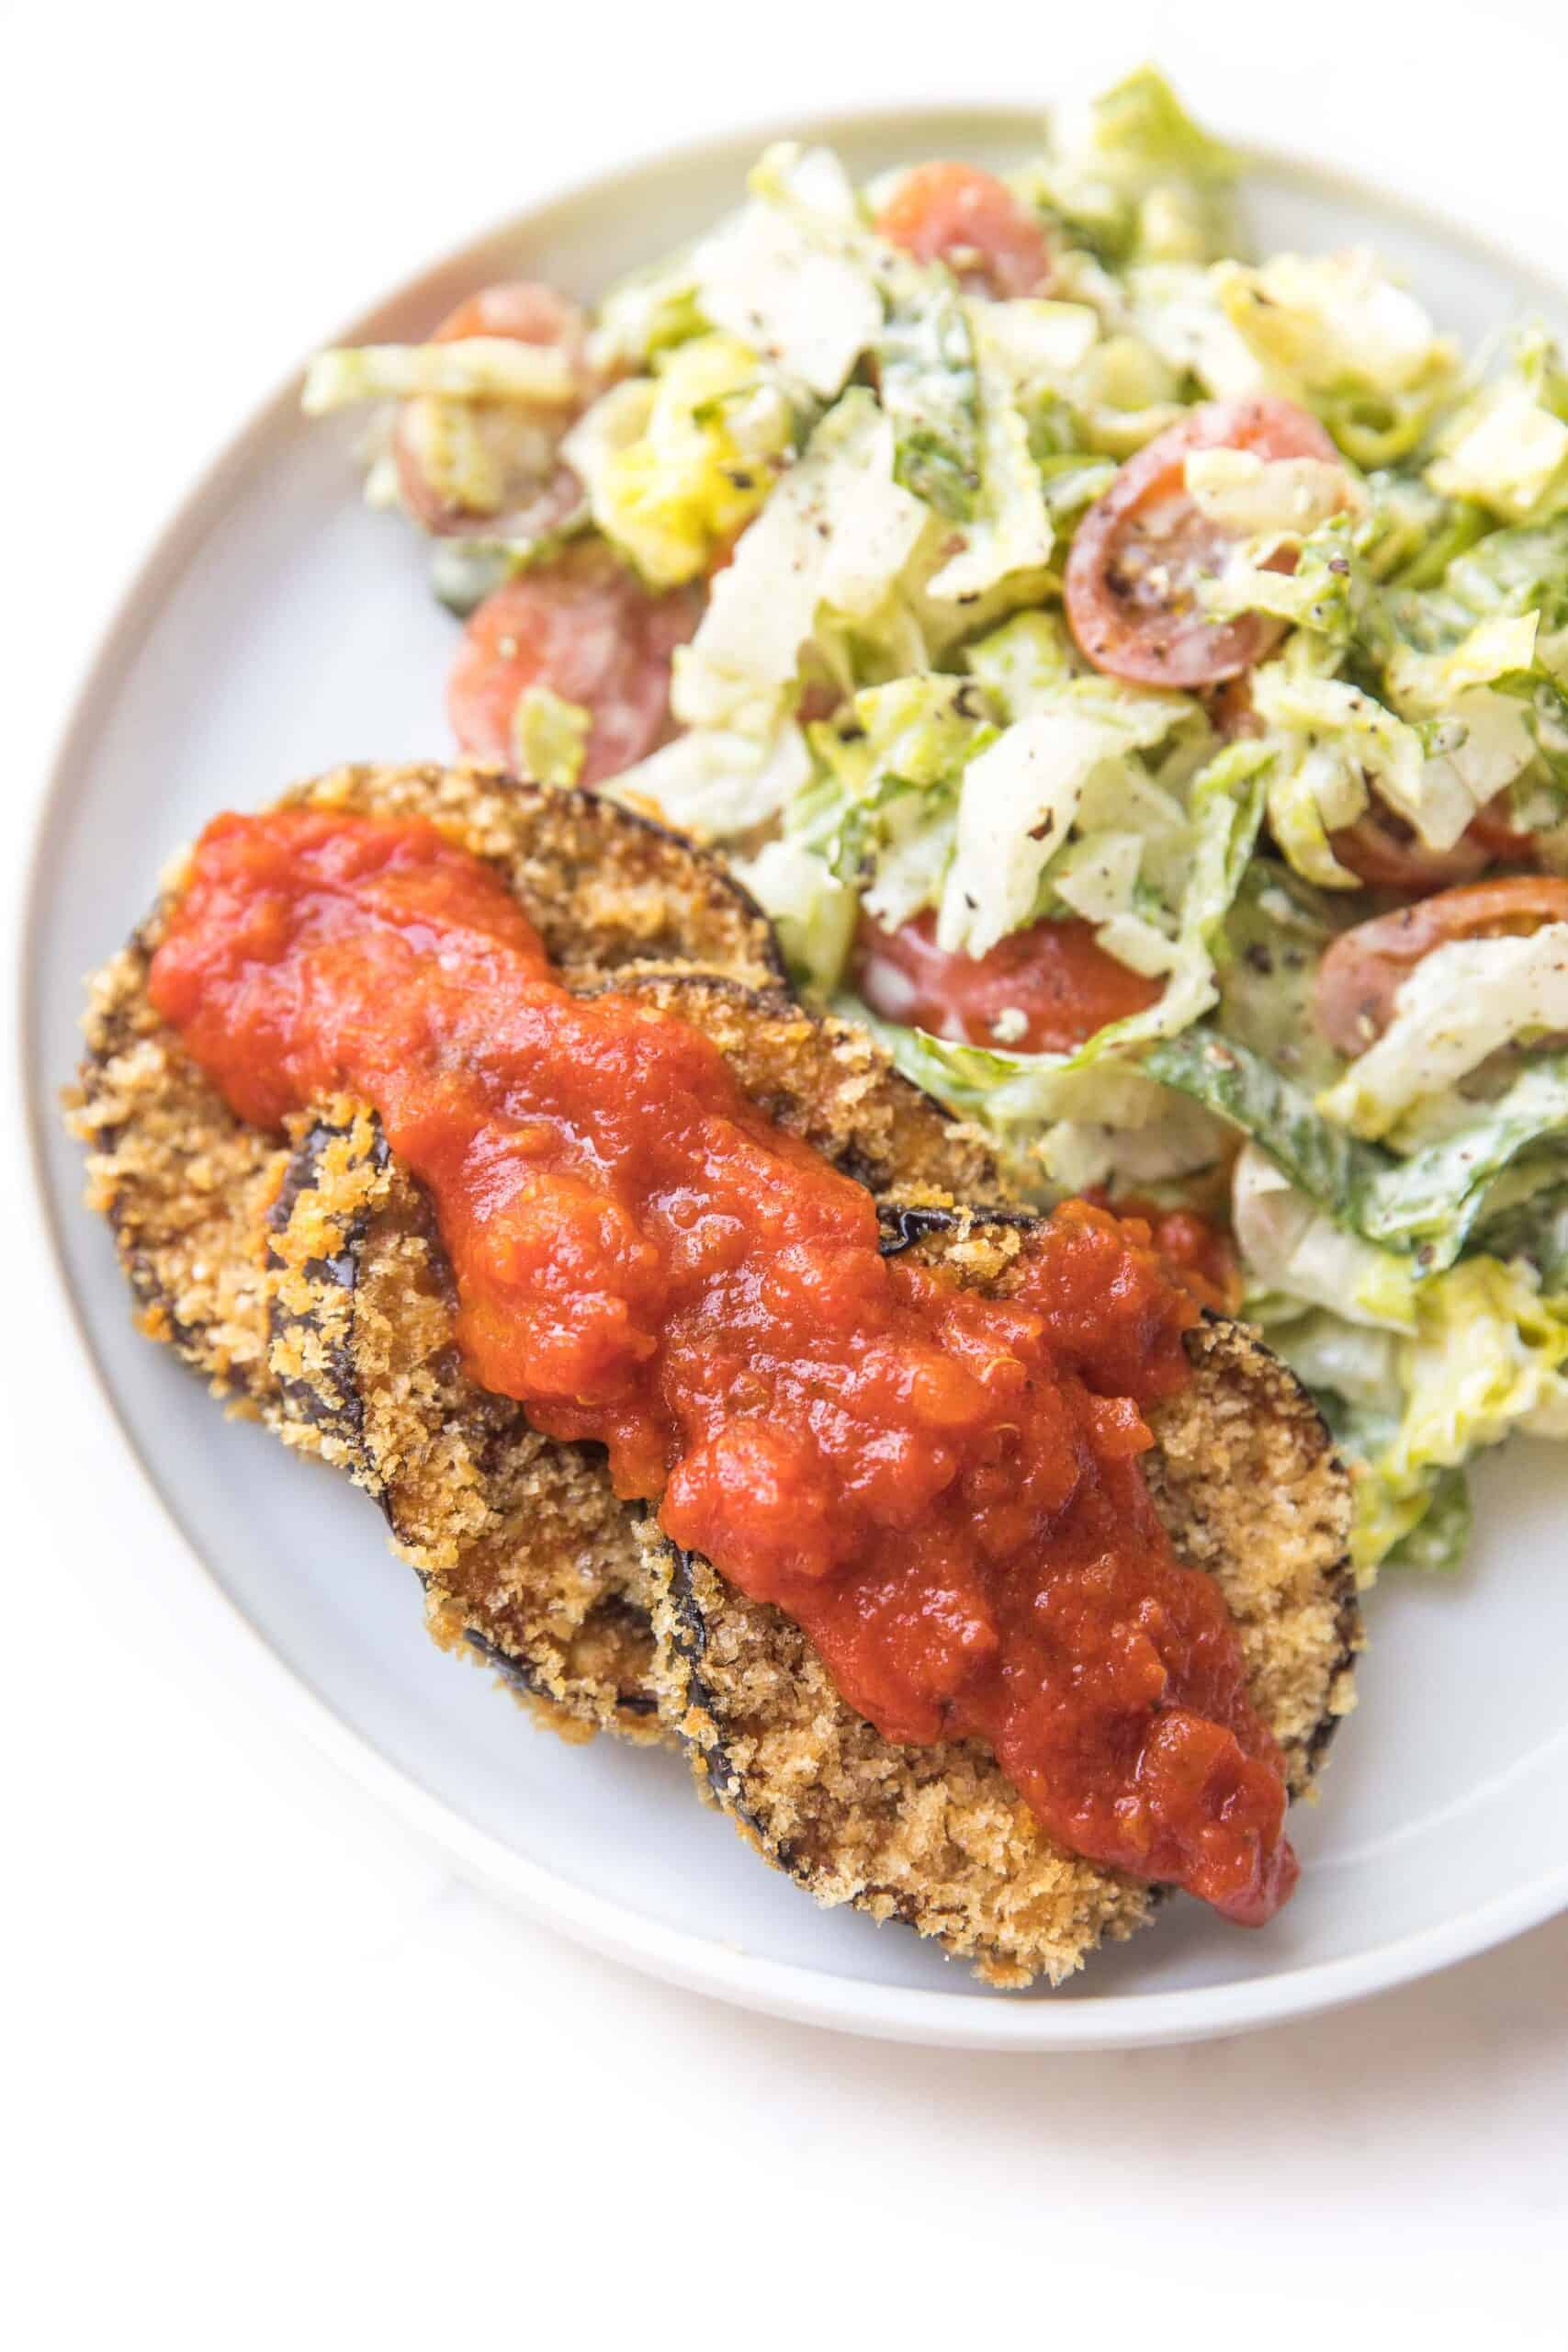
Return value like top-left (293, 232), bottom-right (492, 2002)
top-left (21, 101), bottom-right (1568, 2051)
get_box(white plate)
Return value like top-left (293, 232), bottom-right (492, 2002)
top-left (23, 108), bottom-right (1568, 2050)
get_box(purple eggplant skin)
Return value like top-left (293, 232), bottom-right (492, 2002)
top-left (266, 1110), bottom-right (389, 1468)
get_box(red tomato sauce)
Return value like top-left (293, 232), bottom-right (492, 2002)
top-left (150, 808), bottom-right (1298, 1924)
top-left (852, 908), bottom-right (1161, 1053)
top-left (1082, 1192), bottom-right (1242, 1317)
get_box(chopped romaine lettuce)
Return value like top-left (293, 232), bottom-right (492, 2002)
top-left (1439, 514), bottom-right (1568, 637)
top-left (1232, 1145), bottom-right (1416, 1327)
top-left (1384, 611), bottom-right (1541, 708)
top-left (1475, 1177), bottom-right (1568, 1293)
top-left (564, 333), bottom-right (795, 586)
top-left (845, 1002), bottom-right (1229, 1188)
top-left (1216, 865), bottom-right (1348, 1090)
top-left (739, 832), bottom-right (859, 992)
top-left (1262, 1250), bottom-right (1568, 1577)
top-left (963, 609), bottom-right (1077, 718)
top-left (1363, 470), bottom-right (1489, 588)
top-left (745, 141), bottom-right (983, 521)
top-left (1199, 513), bottom-right (1362, 659)
top-left (1427, 365), bottom-right (1568, 524)
top-left (1183, 447), bottom-right (1360, 538)
top-left (794, 673), bottom-right (988, 929)
top-left (1051, 830), bottom-right (1144, 922)
top-left (1146, 1026), bottom-right (1382, 1210)
top-left (302, 340), bottom-right (578, 411)
top-left (1342, 1256), bottom-right (1568, 1574)
top-left (588, 250), bottom-right (707, 373)
top-left (1319, 929), bottom-right (1568, 1138)
top-left (672, 390), bottom-right (928, 736)
top-left (1258, 1306), bottom-right (1398, 1412)
top-left (939, 710), bottom-right (1153, 957)
top-left (1355, 1058), bottom-right (1568, 1266)
top-left (1122, 262), bottom-right (1265, 401)
top-left (1382, 1469), bottom-right (1472, 1573)
top-left (1213, 248), bottom-right (1450, 394)
top-left (1251, 650), bottom-right (1503, 867)
top-left (1149, 1015), bottom-right (1568, 1280)
top-left (975, 299), bottom-right (1100, 385)
top-left (1124, 247), bottom-right (1456, 463)
top-left (922, 304), bottom-right (1055, 602)
top-left (512, 685), bottom-right (590, 788)
top-left (877, 274), bottom-right (983, 521)
top-left (1032, 65), bottom-right (1239, 266)
top-left (937, 681), bottom-right (1193, 957)
top-left (692, 148), bottom-right (883, 401)
top-left (1033, 1091), bottom-right (1231, 1193)
top-left (610, 720), bottom-right (809, 838)
top-left (1215, 250), bottom-right (1457, 463)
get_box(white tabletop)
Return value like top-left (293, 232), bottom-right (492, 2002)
top-left (6, 3), bottom-right (1565, 2342)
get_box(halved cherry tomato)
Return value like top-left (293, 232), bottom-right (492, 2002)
top-left (1329, 792), bottom-right (1539, 893)
top-left (874, 163), bottom-right (1052, 299)
top-left (1327, 809), bottom-right (1491, 893)
top-left (1065, 398), bottom-right (1343, 688)
top-left (447, 544), bottom-right (700, 785)
top-left (396, 280), bottom-right (591, 539)
top-left (1466, 797), bottom-right (1540, 861)
top-left (851, 909), bottom-right (1160, 1054)
top-left (1313, 877), bottom-right (1568, 1056)
top-left (1205, 683), bottom-right (1538, 887)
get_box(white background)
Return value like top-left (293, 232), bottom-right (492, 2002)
top-left (5, 2), bottom-right (1565, 2343)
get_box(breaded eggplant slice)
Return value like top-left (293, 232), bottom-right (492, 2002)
top-left (643, 1205), bottom-right (1360, 1989)
top-left (70, 760), bottom-right (784, 1410)
top-left (268, 1100), bottom-right (664, 1741)
top-left (266, 982), bottom-right (1006, 1738)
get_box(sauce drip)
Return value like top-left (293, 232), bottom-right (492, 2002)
top-left (150, 808), bottom-right (1297, 1923)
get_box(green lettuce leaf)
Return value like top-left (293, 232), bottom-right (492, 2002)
top-left (1318, 929), bottom-right (1568, 1139)
top-left (692, 146), bottom-right (882, 401)
top-left (1150, 1016), bottom-right (1568, 1271)
top-left (610, 720), bottom-right (810, 838)
top-left (1144, 1027), bottom-right (1381, 1209)
top-left (1427, 329), bottom-right (1568, 525)
top-left (562, 333), bottom-right (795, 588)
top-left (301, 340), bottom-right (576, 410)
top-left (878, 276), bottom-right (983, 520)
top-left (1382, 1467), bottom-right (1472, 1572)
top-left (795, 673), bottom-right (988, 930)
top-left (920, 303), bottom-right (1055, 599)
top-left (1474, 1177), bottom-right (1568, 1293)
top-left (512, 686), bottom-right (589, 788)
top-left (745, 143), bottom-right (982, 521)
top-left (1345, 1255), bottom-right (1568, 1573)
top-left (738, 833), bottom-right (858, 993)
top-left (1267, 1255), bottom-right (1568, 1576)
top-left (671, 389), bottom-right (928, 737)
top-left (1355, 1058), bottom-right (1568, 1266)
top-left (842, 1001), bottom-right (1230, 1191)
top-left (1032, 65), bottom-right (1239, 266)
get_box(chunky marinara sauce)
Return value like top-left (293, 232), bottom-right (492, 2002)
top-left (151, 808), bottom-right (1297, 1923)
